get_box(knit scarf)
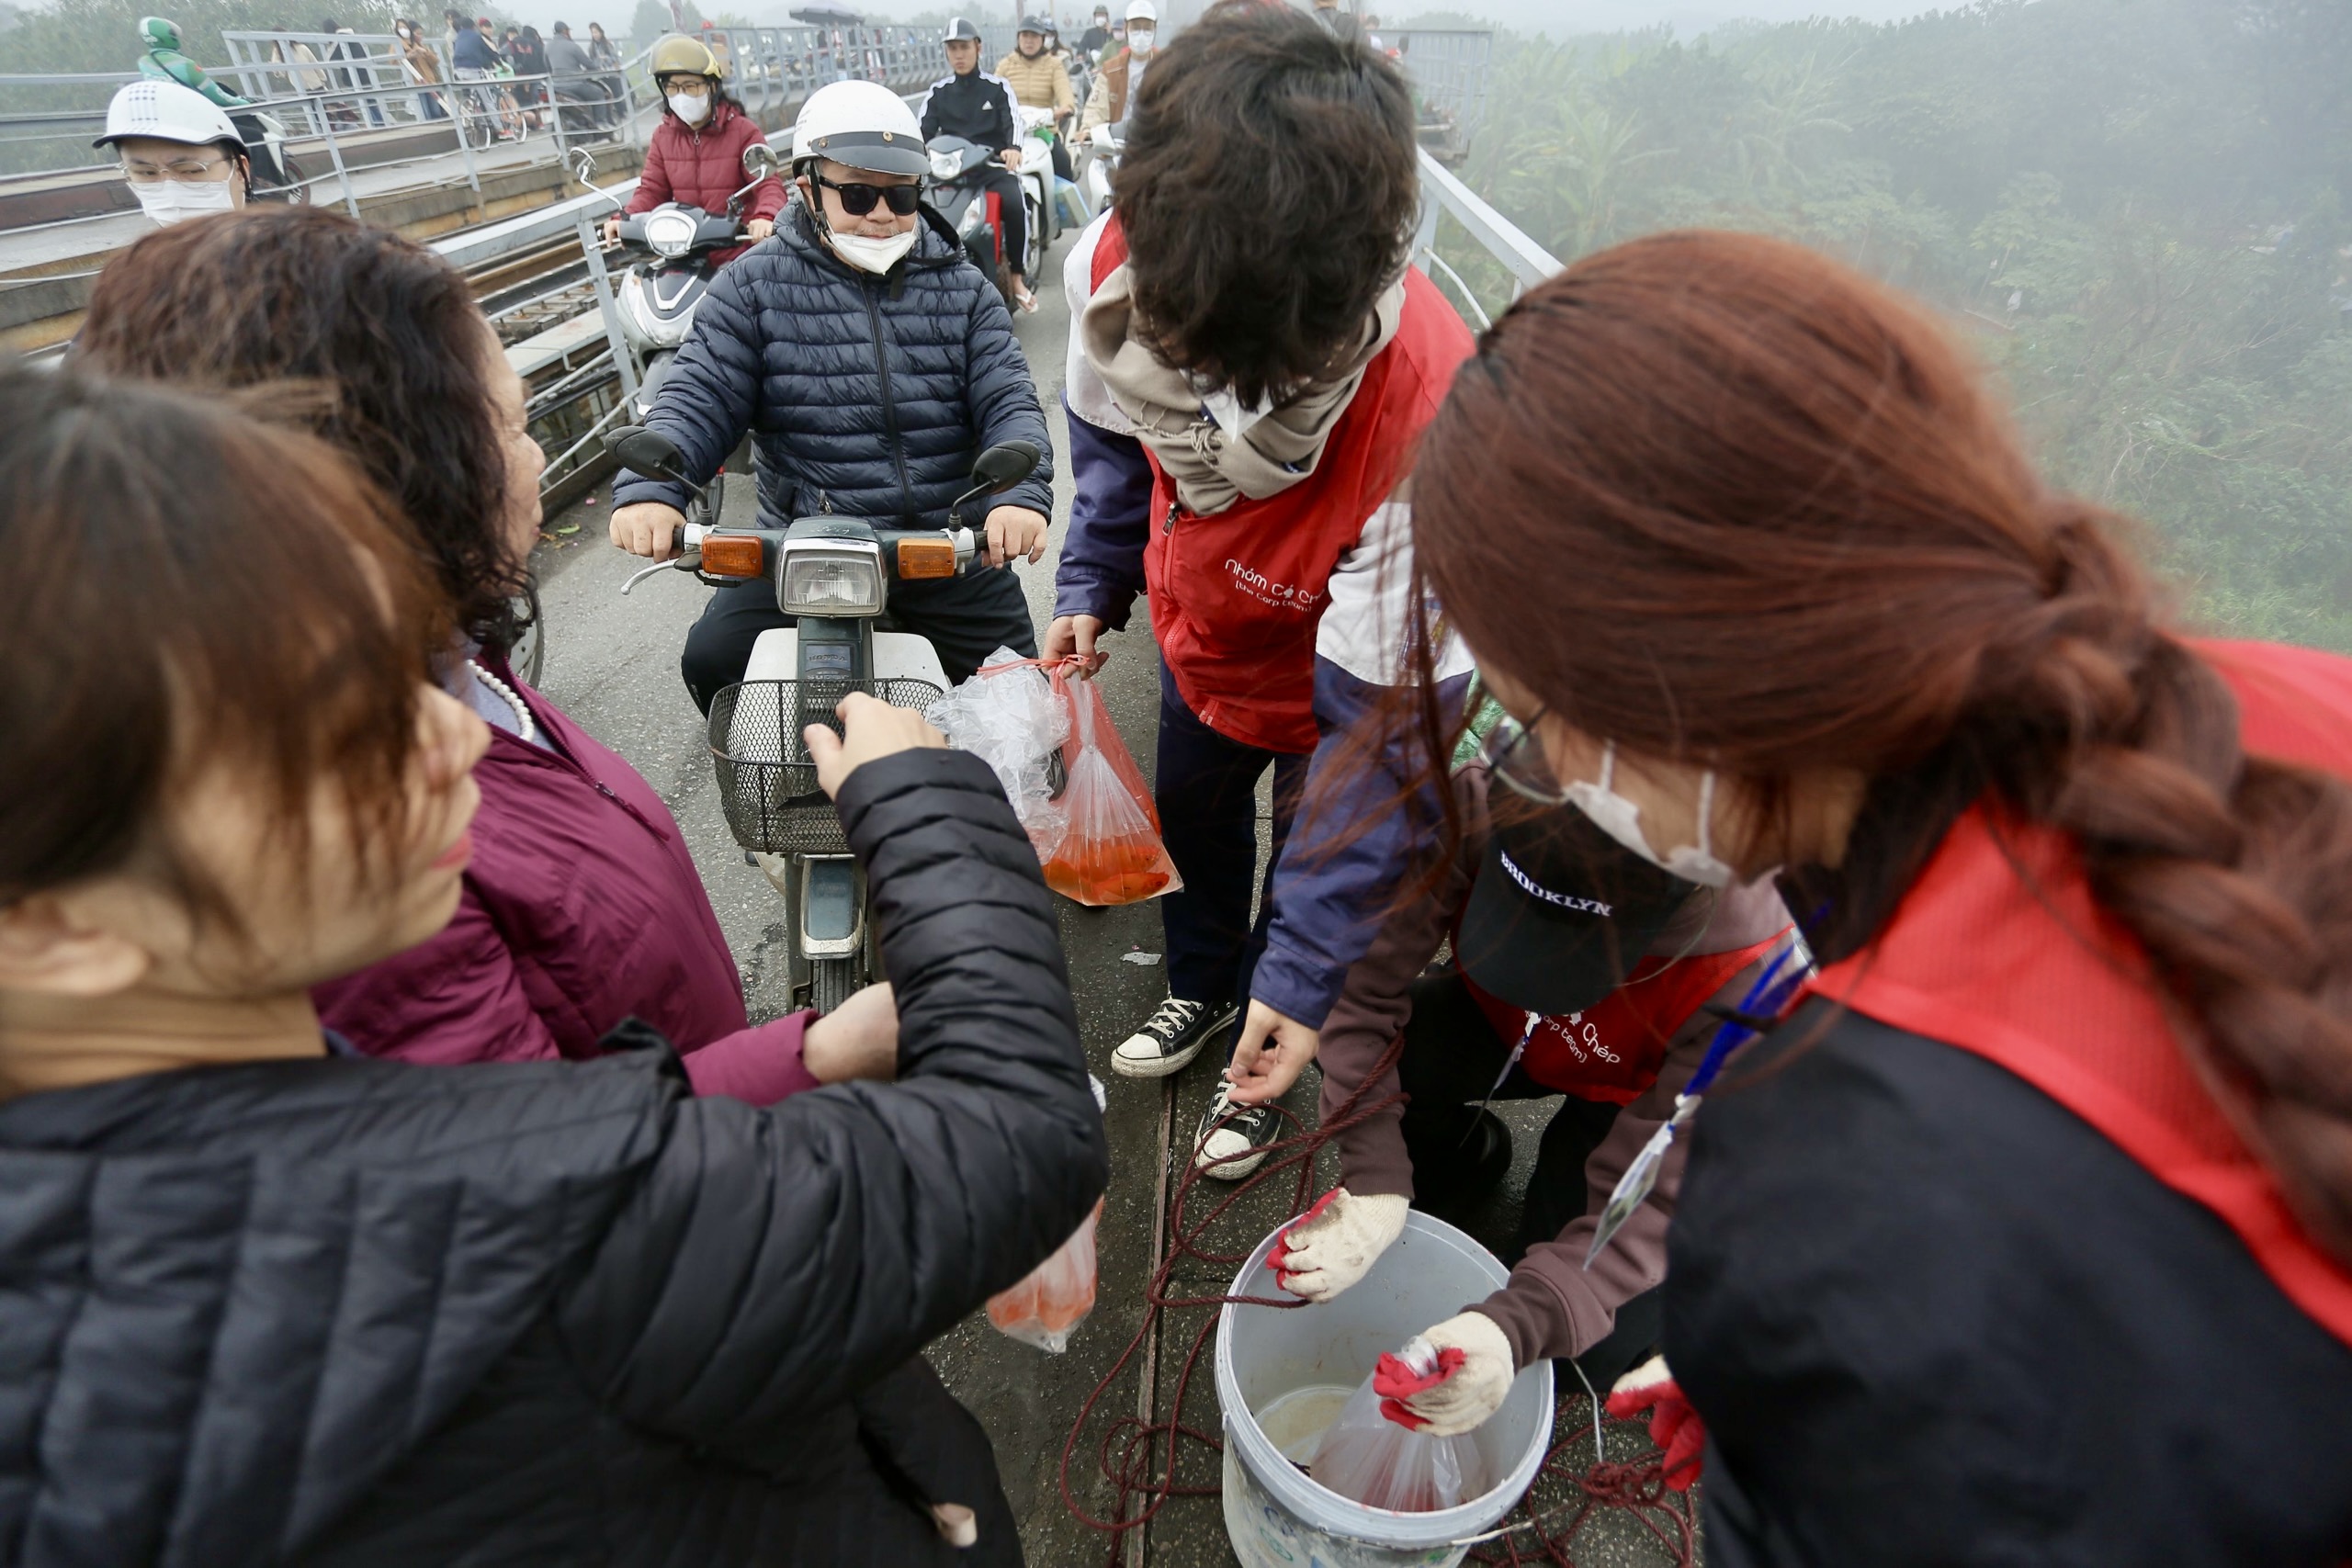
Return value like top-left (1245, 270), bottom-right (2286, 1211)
top-left (1080, 263), bottom-right (1405, 516)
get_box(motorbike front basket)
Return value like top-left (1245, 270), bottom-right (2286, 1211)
top-left (708, 677), bottom-right (946, 855)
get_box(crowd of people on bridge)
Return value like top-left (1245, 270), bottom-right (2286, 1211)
top-left (28, 2), bottom-right (2352, 1563)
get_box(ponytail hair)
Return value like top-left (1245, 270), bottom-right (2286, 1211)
top-left (1410, 229), bottom-right (2352, 1263)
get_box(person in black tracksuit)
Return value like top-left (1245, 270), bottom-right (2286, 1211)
top-left (922, 24), bottom-right (1035, 309)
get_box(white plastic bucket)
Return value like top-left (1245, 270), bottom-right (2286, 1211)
top-left (1215, 1211), bottom-right (1555, 1568)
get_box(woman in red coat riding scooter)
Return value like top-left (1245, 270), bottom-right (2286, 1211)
top-left (603, 33), bottom-right (784, 262)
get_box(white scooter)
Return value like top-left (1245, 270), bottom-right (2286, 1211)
top-left (608, 423), bottom-right (1043, 1012)
top-left (1081, 122), bottom-right (1124, 214)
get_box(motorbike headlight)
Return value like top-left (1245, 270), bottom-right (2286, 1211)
top-left (778, 541), bottom-right (884, 616)
top-left (930, 148), bottom-right (962, 180)
top-left (643, 209), bottom-right (696, 259)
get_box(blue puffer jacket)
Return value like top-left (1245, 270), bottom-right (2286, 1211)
top-left (612, 199), bottom-right (1055, 529)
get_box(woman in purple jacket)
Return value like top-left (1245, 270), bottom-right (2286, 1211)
top-left (72, 206), bottom-right (863, 1103)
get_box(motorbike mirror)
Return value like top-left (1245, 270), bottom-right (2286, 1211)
top-left (607, 424), bottom-right (693, 485)
top-left (569, 146), bottom-right (597, 186)
top-left (741, 143), bottom-right (781, 181)
top-left (969, 441), bottom-right (1040, 495)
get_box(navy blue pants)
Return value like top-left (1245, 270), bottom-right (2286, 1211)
top-left (1155, 665), bottom-right (1308, 1041)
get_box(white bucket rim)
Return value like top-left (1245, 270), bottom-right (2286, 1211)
top-left (1214, 1209), bottom-right (1556, 1551)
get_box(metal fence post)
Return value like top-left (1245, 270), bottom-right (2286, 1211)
top-left (316, 113), bottom-right (360, 217)
top-left (578, 212), bottom-right (639, 408)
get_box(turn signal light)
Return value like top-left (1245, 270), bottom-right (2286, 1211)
top-left (896, 536), bottom-right (958, 580)
top-left (699, 534), bottom-right (765, 579)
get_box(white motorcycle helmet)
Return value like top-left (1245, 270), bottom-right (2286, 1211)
top-left (790, 79), bottom-right (930, 178)
top-left (95, 80), bottom-right (251, 225)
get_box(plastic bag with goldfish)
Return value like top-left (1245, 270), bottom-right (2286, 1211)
top-left (1040, 668), bottom-right (1182, 907)
top-left (986, 1197), bottom-right (1104, 1353)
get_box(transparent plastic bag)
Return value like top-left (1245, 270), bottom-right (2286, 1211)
top-left (988, 1075), bottom-right (1107, 1354)
top-left (1309, 1341), bottom-right (1489, 1513)
top-left (1039, 669), bottom-right (1182, 906)
top-left (986, 1197), bottom-right (1103, 1352)
top-left (925, 648), bottom-right (1072, 861)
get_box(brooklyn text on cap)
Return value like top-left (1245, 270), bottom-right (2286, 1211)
top-left (1453, 797), bottom-right (1694, 1018)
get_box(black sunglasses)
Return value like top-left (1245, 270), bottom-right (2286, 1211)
top-left (811, 173), bottom-right (921, 218)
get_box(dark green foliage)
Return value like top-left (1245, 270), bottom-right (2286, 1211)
top-left (1440, 0), bottom-right (2352, 649)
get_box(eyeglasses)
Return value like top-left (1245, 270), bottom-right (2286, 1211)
top-left (811, 173), bottom-right (921, 217)
top-left (657, 75), bottom-right (710, 95)
top-left (1482, 706), bottom-right (1574, 807)
top-left (121, 157), bottom-right (236, 184)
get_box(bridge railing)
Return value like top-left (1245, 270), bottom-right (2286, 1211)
top-left (0, 22), bottom-right (1007, 196)
top-left (1411, 147), bottom-right (1558, 330)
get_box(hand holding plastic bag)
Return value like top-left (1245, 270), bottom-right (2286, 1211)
top-left (1310, 1338), bottom-right (1490, 1512)
top-left (924, 648), bottom-right (1071, 860)
top-left (1040, 667), bottom-right (1182, 906)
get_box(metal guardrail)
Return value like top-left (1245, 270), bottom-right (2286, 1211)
top-left (1411, 147), bottom-right (1559, 330)
top-left (1389, 29), bottom-right (1494, 147)
top-left (0, 22), bottom-right (1010, 194)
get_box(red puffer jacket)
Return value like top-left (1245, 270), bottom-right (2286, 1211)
top-left (626, 97), bottom-right (786, 265)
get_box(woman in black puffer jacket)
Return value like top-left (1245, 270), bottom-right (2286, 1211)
top-left (0, 367), bottom-right (1104, 1567)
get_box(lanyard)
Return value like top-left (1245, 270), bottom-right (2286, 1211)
top-left (1583, 934), bottom-right (1813, 1268)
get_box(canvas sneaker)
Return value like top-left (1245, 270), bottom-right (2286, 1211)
top-left (1193, 1077), bottom-right (1280, 1181)
top-left (1110, 996), bottom-right (1237, 1079)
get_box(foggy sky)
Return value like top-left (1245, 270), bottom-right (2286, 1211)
top-left (1411, 0), bottom-right (1951, 35)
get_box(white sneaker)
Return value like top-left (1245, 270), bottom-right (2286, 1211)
top-left (1193, 1078), bottom-right (1279, 1181)
top-left (1110, 997), bottom-right (1237, 1079)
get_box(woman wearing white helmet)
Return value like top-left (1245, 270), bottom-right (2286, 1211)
top-left (95, 78), bottom-right (252, 227)
top-left (608, 77), bottom-right (1054, 714)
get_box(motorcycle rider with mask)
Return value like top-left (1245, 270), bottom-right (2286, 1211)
top-left (96, 77), bottom-right (254, 228)
top-left (608, 80), bottom-right (1052, 711)
top-left (601, 33), bottom-right (783, 262)
top-left (1077, 0), bottom-right (1156, 144)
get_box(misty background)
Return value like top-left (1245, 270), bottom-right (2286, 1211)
top-left (6, 0), bottom-right (2349, 648)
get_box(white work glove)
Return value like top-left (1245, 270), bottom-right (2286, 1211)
top-left (1091, 123), bottom-right (1115, 149)
top-left (1373, 1311), bottom-right (1514, 1438)
top-left (1266, 1188), bottom-right (1408, 1303)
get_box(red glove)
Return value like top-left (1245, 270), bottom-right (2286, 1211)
top-left (1605, 1355), bottom-right (1705, 1492)
top-left (1370, 1340), bottom-right (1467, 1431)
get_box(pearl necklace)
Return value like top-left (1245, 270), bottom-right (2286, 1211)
top-left (466, 660), bottom-right (537, 745)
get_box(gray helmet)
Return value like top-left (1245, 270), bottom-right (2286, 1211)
top-left (1019, 15), bottom-right (1049, 33)
top-left (942, 16), bottom-right (981, 41)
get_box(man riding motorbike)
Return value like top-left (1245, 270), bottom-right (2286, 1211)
top-left (1078, 5), bottom-right (1112, 62)
top-left (132, 16), bottom-right (294, 193)
top-left (607, 80), bottom-right (1053, 712)
top-left (920, 17), bottom-right (1035, 311)
top-left (997, 14), bottom-right (1076, 190)
top-left (1077, 0), bottom-right (1156, 144)
top-left (601, 33), bottom-right (783, 262)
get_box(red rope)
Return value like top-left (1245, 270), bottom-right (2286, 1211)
top-left (1055, 1037), bottom-right (1698, 1567)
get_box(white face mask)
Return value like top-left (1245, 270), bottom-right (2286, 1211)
top-left (1126, 28), bottom-right (1154, 53)
top-left (668, 91), bottom-right (710, 125)
top-left (828, 226), bottom-right (918, 274)
top-left (1562, 741), bottom-right (1738, 888)
top-left (131, 178), bottom-right (238, 227)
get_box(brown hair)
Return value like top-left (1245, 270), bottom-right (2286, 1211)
top-left (1114, 0), bottom-right (1419, 406)
top-left (1408, 228), bottom-right (2352, 1263)
top-left (0, 364), bottom-right (447, 921)
top-left (71, 206), bottom-right (529, 657)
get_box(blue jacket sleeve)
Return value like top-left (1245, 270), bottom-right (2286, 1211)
top-left (962, 285), bottom-right (1056, 520)
top-left (608, 259), bottom-right (761, 513)
top-left (1249, 660), bottom-right (1473, 1030)
top-left (1053, 394), bottom-right (1151, 629)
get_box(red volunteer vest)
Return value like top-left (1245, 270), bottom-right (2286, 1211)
top-left (1462, 935), bottom-right (1785, 1105)
top-left (1089, 219), bottom-right (1475, 752)
top-left (1805, 638), bottom-right (2352, 1348)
